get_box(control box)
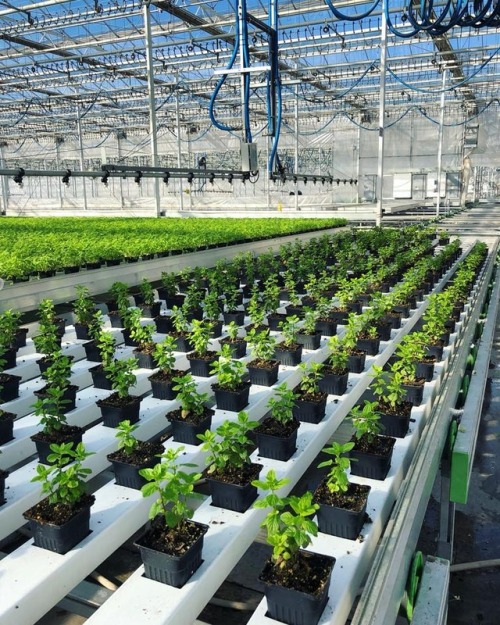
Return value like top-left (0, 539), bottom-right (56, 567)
top-left (240, 142), bottom-right (258, 172)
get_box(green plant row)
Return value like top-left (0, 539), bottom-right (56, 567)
top-left (0, 216), bottom-right (346, 280)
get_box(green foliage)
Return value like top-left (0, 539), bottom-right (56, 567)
top-left (153, 335), bottom-right (177, 374)
top-left (350, 400), bottom-right (382, 444)
top-left (96, 330), bottom-right (116, 368)
top-left (44, 351), bottom-right (72, 391)
top-left (370, 364), bottom-right (405, 409)
top-left (343, 313), bottom-right (363, 352)
top-left (392, 333), bottom-right (427, 383)
top-left (172, 373), bottom-right (209, 418)
top-left (109, 282), bottom-right (130, 316)
top-left (189, 319), bottom-right (212, 356)
top-left (262, 276), bottom-right (280, 314)
top-left (33, 386), bottom-right (70, 435)
top-left (203, 289), bottom-right (222, 321)
top-left (139, 279), bottom-right (156, 307)
top-left (33, 326), bottom-right (60, 358)
top-left (104, 357), bottom-right (137, 398)
top-left (183, 284), bottom-right (204, 315)
top-left (246, 328), bottom-right (277, 361)
top-left (226, 321), bottom-right (240, 341)
top-left (279, 315), bottom-right (300, 347)
top-left (247, 286), bottom-right (265, 327)
top-left (160, 271), bottom-right (178, 297)
top-left (38, 299), bottom-right (58, 327)
top-left (210, 344), bottom-right (246, 390)
top-left (267, 382), bottom-right (295, 425)
top-left (327, 335), bottom-right (349, 372)
top-left (73, 285), bottom-right (96, 326)
top-left (253, 469), bottom-right (318, 569)
top-left (31, 442), bottom-right (94, 506)
top-left (0, 309), bottom-right (21, 349)
top-left (318, 441), bottom-right (355, 493)
top-left (198, 411), bottom-right (258, 473)
top-left (140, 446), bottom-right (202, 529)
top-left (170, 306), bottom-right (190, 334)
top-left (301, 307), bottom-right (318, 335)
top-left (115, 420), bottom-right (139, 456)
top-left (297, 361), bottom-right (323, 396)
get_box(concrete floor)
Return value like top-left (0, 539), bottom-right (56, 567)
top-left (31, 204), bottom-right (500, 625)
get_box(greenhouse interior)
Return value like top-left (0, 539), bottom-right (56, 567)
top-left (0, 1), bottom-right (499, 625)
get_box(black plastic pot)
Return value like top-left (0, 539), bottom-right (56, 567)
top-left (213, 383), bottom-right (251, 412)
top-left (155, 315), bottom-right (173, 334)
top-left (31, 427), bottom-right (84, 465)
top-left (274, 344), bottom-right (303, 367)
top-left (209, 320), bottom-right (224, 339)
top-left (83, 340), bottom-right (102, 363)
top-left (108, 312), bottom-right (125, 328)
top-left (356, 337), bottom-right (380, 356)
top-left (207, 468), bottom-right (261, 512)
top-left (1, 347), bottom-right (17, 370)
top-left (348, 352), bottom-right (366, 374)
top-left (255, 420), bottom-right (299, 462)
top-left (169, 410), bottom-right (213, 446)
top-left (293, 394), bottom-right (327, 424)
top-left (284, 304), bottom-right (305, 318)
top-left (0, 470), bottom-right (8, 505)
top-left (260, 551), bottom-right (335, 625)
top-left (33, 384), bottom-right (78, 414)
top-left (97, 394), bottom-right (142, 427)
top-left (173, 335), bottom-right (194, 353)
top-left (135, 521), bottom-right (208, 588)
top-left (89, 365), bottom-right (113, 390)
top-left (219, 338), bottom-right (247, 358)
top-left (149, 374), bottom-right (178, 400)
top-left (223, 311), bottom-right (245, 326)
top-left (314, 483), bottom-right (370, 540)
top-left (0, 412), bottom-right (15, 444)
top-left (402, 382), bottom-right (424, 406)
top-left (23, 497), bottom-right (93, 554)
top-left (267, 314), bottom-right (287, 331)
top-left (349, 436), bottom-right (396, 480)
top-left (141, 303), bottom-right (162, 318)
top-left (315, 319), bottom-right (338, 337)
top-left (187, 353), bottom-right (218, 377)
top-left (74, 323), bottom-right (92, 341)
top-left (12, 327), bottom-right (29, 349)
top-left (379, 409), bottom-right (411, 438)
top-left (0, 373), bottom-right (21, 402)
top-left (107, 454), bottom-right (159, 490)
top-left (122, 329), bottom-right (140, 348)
top-left (247, 360), bottom-right (279, 387)
top-left (375, 322), bottom-right (392, 341)
top-left (415, 361), bottom-right (435, 382)
top-left (134, 349), bottom-right (157, 370)
top-left (296, 332), bottom-right (321, 350)
top-left (425, 343), bottom-right (444, 361)
top-left (318, 370), bottom-right (349, 396)
top-left (392, 304), bottom-right (410, 318)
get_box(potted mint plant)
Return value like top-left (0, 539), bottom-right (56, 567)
top-left (148, 335), bottom-right (184, 400)
top-left (96, 357), bottom-right (141, 427)
top-left (23, 442), bottom-right (95, 553)
top-left (210, 344), bottom-right (250, 412)
top-left (169, 306), bottom-right (193, 352)
top-left (293, 361), bottom-right (328, 423)
top-left (107, 281), bottom-right (130, 328)
top-left (106, 420), bottom-right (163, 490)
top-left (319, 334), bottom-right (350, 396)
top-left (255, 383), bottom-right (300, 461)
top-left (275, 315), bottom-right (303, 366)
top-left (313, 441), bottom-right (371, 539)
top-left (134, 278), bottom-right (161, 318)
top-left (186, 319), bottom-right (218, 377)
top-left (166, 373), bottom-right (213, 445)
top-left (348, 400), bottom-right (396, 480)
top-left (370, 365), bottom-right (412, 438)
top-left (219, 320), bottom-right (247, 358)
top-left (136, 446), bottom-right (208, 587)
top-left (296, 307), bottom-right (321, 350)
top-left (246, 328), bottom-right (279, 387)
top-left (72, 285), bottom-right (97, 340)
top-left (89, 329), bottom-right (116, 390)
top-left (198, 410), bottom-right (260, 513)
top-left (253, 470), bottom-right (335, 625)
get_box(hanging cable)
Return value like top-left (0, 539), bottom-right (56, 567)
top-left (208, 25), bottom-right (239, 133)
top-left (324, 0), bottom-right (380, 21)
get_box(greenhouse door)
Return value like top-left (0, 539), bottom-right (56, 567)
top-left (412, 174), bottom-right (426, 200)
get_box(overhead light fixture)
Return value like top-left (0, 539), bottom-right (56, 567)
top-left (62, 169), bottom-right (71, 185)
top-left (13, 167), bottom-right (25, 186)
top-left (134, 171), bottom-right (142, 184)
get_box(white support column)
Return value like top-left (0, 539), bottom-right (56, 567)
top-left (0, 143), bottom-right (9, 213)
top-left (116, 131), bottom-right (125, 209)
top-left (238, 0), bottom-right (248, 143)
top-left (175, 80), bottom-right (184, 213)
top-left (294, 82), bottom-right (299, 211)
top-left (356, 121), bottom-right (361, 203)
top-left (143, 1), bottom-right (161, 217)
top-left (375, 0), bottom-right (388, 226)
top-left (436, 69), bottom-right (447, 218)
top-left (55, 137), bottom-right (64, 208)
top-left (76, 105), bottom-right (88, 212)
